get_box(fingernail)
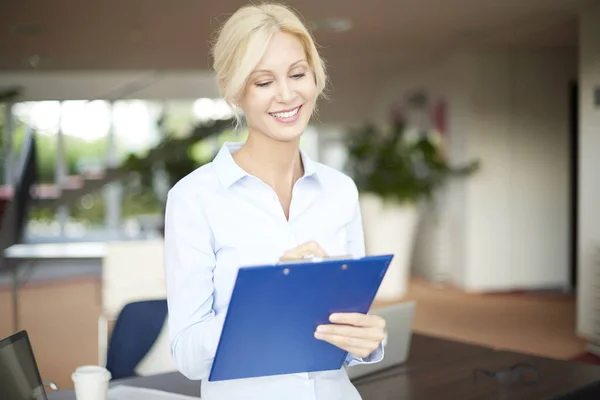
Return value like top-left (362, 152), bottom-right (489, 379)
top-left (316, 325), bottom-right (325, 332)
top-left (314, 332), bottom-right (323, 339)
top-left (330, 313), bottom-right (339, 322)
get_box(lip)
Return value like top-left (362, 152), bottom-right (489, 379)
top-left (269, 105), bottom-right (302, 124)
top-left (268, 105), bottom-right (302, 114)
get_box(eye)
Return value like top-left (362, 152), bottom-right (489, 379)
top-left (292, 73), bottom-right (306, 79)
top-left (255, 81), bottom-right (272, 88)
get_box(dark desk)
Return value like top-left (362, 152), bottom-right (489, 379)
top-left (47, 373), bottom-right (200, 400)
top-left (47, 334), bottom-right (600, 400)
top-left (355, 348), bottom-right (600, 399)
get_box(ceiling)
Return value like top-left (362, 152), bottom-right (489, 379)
top-left (0, 0), bottom-right (584, 123)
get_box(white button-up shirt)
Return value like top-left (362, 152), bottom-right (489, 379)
top-left (164, 142), bottom-right (383, 400)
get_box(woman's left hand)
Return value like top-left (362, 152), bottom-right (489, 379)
top-left (314, 312), bottom-right (386, 358)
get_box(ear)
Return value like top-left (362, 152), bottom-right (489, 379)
top-left (231, 93), bottom-right (241, 108)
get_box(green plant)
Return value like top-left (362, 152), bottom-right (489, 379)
top-left (345, 120), bottom-right (480, 205)
top-left (122, 117), bottom-right (236, 189)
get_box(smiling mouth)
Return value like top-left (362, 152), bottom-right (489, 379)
top-left (269, 105), bottom-right (302, 119)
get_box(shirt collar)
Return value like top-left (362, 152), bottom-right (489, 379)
top-left (213, 142), bottom-right (319, 189)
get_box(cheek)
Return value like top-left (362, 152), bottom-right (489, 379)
top-left (242, 89), bottom-right (275, 117)
top-left (298, 80), bottom-right (318, 105)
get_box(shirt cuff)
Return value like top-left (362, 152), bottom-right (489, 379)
top-left (344, 342), bottom-right (384, 367)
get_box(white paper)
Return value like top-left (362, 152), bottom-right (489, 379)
top-left (108, 385), bottom-right (199, 400)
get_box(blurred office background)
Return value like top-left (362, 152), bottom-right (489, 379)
top-left (1, 0), bottom-right (600, 390)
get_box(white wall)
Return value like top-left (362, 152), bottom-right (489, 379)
top-left (577, 3), bottom-right (600, 339)
top-left (465, 48), bottom-right (576, 291)
top-left (373, 47), bottom-right (576, 292)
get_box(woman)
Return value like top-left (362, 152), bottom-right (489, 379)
top-left (164, 3), bottom-right (386, 399)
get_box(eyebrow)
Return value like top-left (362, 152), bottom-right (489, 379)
top-left (251, 59), bottom-right (308, 76)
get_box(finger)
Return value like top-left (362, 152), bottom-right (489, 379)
top-left (344, 346), bottom-right (377, 359)
top-left (281, 241), bottom-right (328, 260)
top-left (288, 241), bottom-right (326, 258)
top-left (280, 248), bottom-right (300, 260)
top-left (314, 332), bottom-right (374, 349)
top-left (316, 324), bottom-right (385, 342)
top-left (314, 332), bottom-right (379, 358)
top-left (306, 241), bottom-right (327, 257)
top-left (330, 313), bottom-right (386, 329)
top-left (280, 247), bottom-right (308, 260)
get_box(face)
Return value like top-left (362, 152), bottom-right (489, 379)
top-left (238, 31), bottom-right (318, 143)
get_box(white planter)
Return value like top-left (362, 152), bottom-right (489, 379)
top-left (360, 193), bottom-right (420, 301)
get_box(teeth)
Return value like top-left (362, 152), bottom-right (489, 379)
top-left (271, 107), bottom-right (299, 119)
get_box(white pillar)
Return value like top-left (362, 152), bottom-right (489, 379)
top-left (104, 101), bottom-right (122, 234)
top-left (317, 125), bottom-right (347, 170)
top-left (577, 2), bottom-right (600, 341)
top-left (55, 101), bottom-right (69, 235)
top-left (152, 102), bottom-right (170, 203)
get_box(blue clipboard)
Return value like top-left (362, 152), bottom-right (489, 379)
top-left (208, 254), bottom-right (393, 381)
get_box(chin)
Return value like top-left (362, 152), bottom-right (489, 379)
top-left (266, 121), bottom-right (309, 143)
top-left (271, 129), bottom-right (305, 143)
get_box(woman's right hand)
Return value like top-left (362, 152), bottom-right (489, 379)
top-left (280, 240), bottom-right (328, 261)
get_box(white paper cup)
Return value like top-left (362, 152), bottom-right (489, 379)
top-left (71, 365), bottom-right (111, 400)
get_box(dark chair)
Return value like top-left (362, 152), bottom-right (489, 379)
top-left (105, 299), bottom-right (168, 380)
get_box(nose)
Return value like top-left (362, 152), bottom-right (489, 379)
top-left (276, 80), bottom-right (295, 103)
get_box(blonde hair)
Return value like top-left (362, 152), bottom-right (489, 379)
top-left (211, 3), bottom-right (327, 108)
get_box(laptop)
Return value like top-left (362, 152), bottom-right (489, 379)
top-left (347, 301), bottom-right (416, 379)
top-left (0, 330), bottom-right (48, 400)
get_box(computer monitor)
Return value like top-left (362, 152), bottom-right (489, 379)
top-left (0, 330), bottom-right (48, 400)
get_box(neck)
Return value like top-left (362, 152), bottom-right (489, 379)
top-left (234, 131), bottom-right (304, 192)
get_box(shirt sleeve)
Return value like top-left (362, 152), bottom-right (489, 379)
top-left (346, 192), bottom-right (366, 259)
top-left (164, 188), bottom-right (223, 380)
top-left (344, 187), bottom-right (385, 366)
